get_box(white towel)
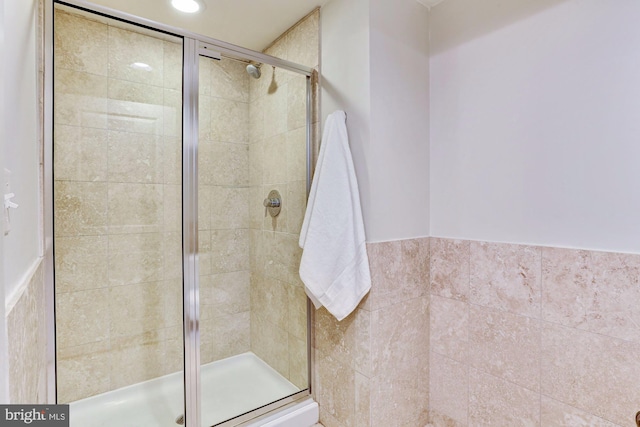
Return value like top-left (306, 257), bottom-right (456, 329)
top-left (299, 110), bottom-right (371, 321)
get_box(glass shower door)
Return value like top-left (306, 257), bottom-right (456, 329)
top-left (197, 52), bottom-right (310, 426)
top-left (52, 4), bottom-right (185, 425)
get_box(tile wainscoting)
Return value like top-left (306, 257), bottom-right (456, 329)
top-left (312, 236), bottom-right (640, 426)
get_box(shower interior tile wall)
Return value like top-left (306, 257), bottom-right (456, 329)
top-left (54, 9), bottom-right (184, 403)
top-left (53, 8), bottom-right (318, 403)
top-left (248, 9), bottom-right (319, 389)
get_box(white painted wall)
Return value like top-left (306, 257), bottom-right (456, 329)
top-left (321, 0), bottom-right (430, 242)
top-left (2, 0), bottom-right (40, 300)
top-left (368, 0), bottom-right (429, 242)
top-left (430, 0), bottom-right (640, 253)
top-left (320, 0), bottom-right (372, 238)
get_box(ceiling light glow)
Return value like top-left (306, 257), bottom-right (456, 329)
top-left (171, 0), bottom-right (201, 13)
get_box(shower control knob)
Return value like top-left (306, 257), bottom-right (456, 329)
top-left (263, 198), bottom-right (281, 208)
top-left (263, 190), bottom-right (282, 218)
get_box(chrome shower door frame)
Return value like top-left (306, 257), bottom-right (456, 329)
top-left (43, 2), bottom-right (315, 426)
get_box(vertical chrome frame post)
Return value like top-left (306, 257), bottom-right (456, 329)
top-left (182, 37), bottom-right (201, 427)
top-left (43, 0), bottom-right (57, 404)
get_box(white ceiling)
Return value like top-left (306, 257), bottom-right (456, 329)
top-left (88, 0), bottom-right (330, 51)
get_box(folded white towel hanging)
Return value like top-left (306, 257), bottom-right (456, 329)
top-left (299, 110), bottom-right (371, 321)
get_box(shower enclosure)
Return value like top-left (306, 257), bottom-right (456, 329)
top-left (45, 1), bottom-right (316, 426)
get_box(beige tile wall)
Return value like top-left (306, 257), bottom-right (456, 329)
top-left (53, 6), bottom-right (318, 404)
top-left (7, 261), bottom-right (47, 403)
top-left (429, 237), bottom-right (640, 427)
top-left (314, 239), bottom-right (431, 427)
top-left (198, 55), bottom-right (251, 364)
top-left (248, 9), bottom-right (319, 389)
top-left (53, 9), bottom-right (184, 403)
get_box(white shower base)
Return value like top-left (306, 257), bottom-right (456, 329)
top-left (69, 352), bottom-right (318, 427)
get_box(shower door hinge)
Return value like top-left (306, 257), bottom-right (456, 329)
top-left (198, 43), bottom-right (221, 60)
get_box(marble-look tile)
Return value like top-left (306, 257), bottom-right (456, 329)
top-left (263, 85), bottom-right (288, 138)
top-left (107, 233), bottom-right (163, 286)
top-left (163, 231), bottom-right (183, 280)
top-left (56, 288), bottom-right (110, 348)
top-left (198, 184), bottom-right (212, 230)
top-left (107, 79), bottom-right (164, 135)
top-left (370, 352), bottom-right (429, 427)
top-left (163, 40), bottom-right (182, 91)
top-left (210, 312), bottom-right (251, 361)
top-left (206, 271), bottom-right (250, 316)
top-left (249, 97), bottom-right (265, 143)
top-left (109, 282), bottom-right (165, 337)
top-left (430, 237), bottom-right (470, 302)
top-left (199, 56), bottom-right (212, 97)
top-left (354, 308), bottom-right (371, 376)
top-left (200, 142), bottom-right (249, 187)
top-left (54, 11), bottom-right (108, 75)
top-left (163, 279), bottom-right (183, 328)
top-left (211, 186), bottom-right (249, 230)
top-left (198, 93), bottom-right (211, 140)
top-left (540, 396), bottom-right (620, 427)
top-left (429, 352), bottom-right (468, 427)
top-left (469, 368), bottom-right (540, 426)
top-left (251, 313), bottom-right (289, 378)
top-left (354, 372), bottom-right (371, 427)
top-left (286, 10), bottom-right (319, 68)
top-left (541, 323), bottom-right (640, 426)
top-left (210, 97), bottom-right (249, 143)
top-left (470, 241), bottom-right (541, 319)
top-left (288, 284), bottom-right (308, 340)
top-left (108, 183), bottom-right (163, 234)
top-left (315, 349), bottom-right (355, 427)
top-left (210, 229), bottom-right (250, 273)
top-left (56, 343), bottom-right (111, 403)
top-left (54, 68), bottom-right (108, 129)
top-left (286, 127), bottom-right (307, 182)
top-left (365, 238), bottom-right (430, 311)
top-left (108, 26), bottom-right (164, 87)
top-left (7, 263), bottom-right (47, 404)
top-left (286, 180), bottom-right (307, 235)
top-left (162, 325), bottom-right (184, 375)
top-left (262, 231), bottom-right (302, 284)
top-left (54, 125), bottom-right (108, 182)
top-left (542, 247), bottom-right (640, 343)
top-left (430, 295), bottom-right (468, 363)
top-left (107, 130), bottom-right (163, 183)
top-left (288, 334), bottom-right (309, 389)
top-left (263, 133), bottom-right (288, 185)
top-left (110, 331), bottom-right (166, 389)
top-left (248, 142), bottom-right (264, 186)
top-left (251, 275), bottom-right (289, 330)
top-left (55, 236), bottom-right (108, 293)
top-left (163, 184), bottom-right (181, 232)
top-left (163, 136), bottom-right (182, 185)
top-left (287, 75), bottom-right (307, 131)
top-left (54, 181), bottom-right (108, 236)
top-left (211, 58), bottom-right (249, 103)
top-left (313, 306), bottom-right (356, 368)
top-left (249, 186), bottom-right (265, 230)
top-left (469, 305), bottom-right (540, 392)
top-left (371, 297), bottom-right (429, 376)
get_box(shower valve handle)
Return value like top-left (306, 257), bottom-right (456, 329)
top-left (263, 198), bottom-right (281, 208)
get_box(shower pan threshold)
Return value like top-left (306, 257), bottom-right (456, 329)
top-left (69, 352), bottom-right (318, 427)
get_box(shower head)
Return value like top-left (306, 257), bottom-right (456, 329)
top-left (246, 63), bottom-right (262, 79)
